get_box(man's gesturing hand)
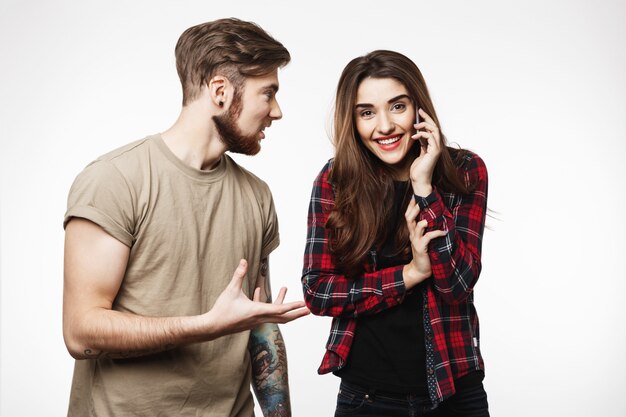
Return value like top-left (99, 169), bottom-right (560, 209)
top-left (205, 260), bottom-right (310, 339)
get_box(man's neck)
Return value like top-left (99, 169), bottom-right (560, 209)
top-left (161, 102), bottom-right (226, 171)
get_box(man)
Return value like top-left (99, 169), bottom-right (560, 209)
top-left (63, 18), bottom-right (308, 417)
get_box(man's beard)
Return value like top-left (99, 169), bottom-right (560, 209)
top-left (212, 90), bottom-right (261, 156)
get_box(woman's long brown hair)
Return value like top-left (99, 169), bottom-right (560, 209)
top-left (327, 50), bottom-right (474, 277)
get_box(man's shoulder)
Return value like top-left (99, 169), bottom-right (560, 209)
top-left (225, 155), bottom-right (272, 196)
top-left (78, 135), bottom-right (158, 184)
top-left (91, 135), bottom-right (155, 167)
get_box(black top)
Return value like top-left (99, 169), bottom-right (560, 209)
top-left (335, 181), bottom-right (485, 395)
top-left (335, 181), bottom-right (429, 394)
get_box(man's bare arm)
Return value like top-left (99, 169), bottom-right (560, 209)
top-left (249, 258), bottom-right (292, 417)
top-left (63, 218), bottom-right (309, 360)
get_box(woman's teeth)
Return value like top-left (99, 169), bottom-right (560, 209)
top-left (377, 136), bottom-right (400, 145)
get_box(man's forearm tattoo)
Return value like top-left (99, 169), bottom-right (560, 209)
top-left (250, 325), bottom-right (290, 417)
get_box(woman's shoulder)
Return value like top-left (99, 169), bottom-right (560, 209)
top-left (310, 158), bottom-right (337, 200)
top-left (314, 158), bottom-right (335, 183)
top-left (451, 149), bottom-right (488, 190)
top-left (453, 149), bottom-right (487, 175)
top-left (322, 158), bottom-right (335, 172)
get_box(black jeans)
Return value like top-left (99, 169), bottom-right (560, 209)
top-left (334, 380), bottom-right (490, 417)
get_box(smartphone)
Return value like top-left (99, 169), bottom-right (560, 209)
top-left (416, 108), bottom-right (428, 151)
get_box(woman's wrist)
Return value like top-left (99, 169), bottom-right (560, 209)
top-left (411, 182), bottom-right (433, 198)
top-left (402, 263), bottom-right (428, 289)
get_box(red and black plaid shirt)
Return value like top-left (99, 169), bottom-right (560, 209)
top-left (301, 152), bottom-right (488, 407)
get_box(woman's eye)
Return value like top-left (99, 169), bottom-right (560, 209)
top-left (392, 103), bottom-right (406, 111)
top-left (360, 110), bottom-right (373, 118)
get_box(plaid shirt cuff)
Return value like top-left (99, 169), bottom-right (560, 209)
top-left (413, 190), bottom-right (438, 209)
top-left (414, 189), bottom-right (445, 229)
top-left (391, 266), bottom-right (407, 303)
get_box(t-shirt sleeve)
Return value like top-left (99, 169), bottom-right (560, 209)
top-left (260, 187), bottom-right (280, 260)
top-left (64, 160), bottom-right (135, 247)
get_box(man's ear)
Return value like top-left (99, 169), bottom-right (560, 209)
top-left (207, 75), bottom-right (231, 108)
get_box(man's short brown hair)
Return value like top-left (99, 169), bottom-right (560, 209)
top-left (175, 18), bottom-right (291, 105)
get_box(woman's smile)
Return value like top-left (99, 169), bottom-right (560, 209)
top-left (374, 133), bottom-right (403, 149)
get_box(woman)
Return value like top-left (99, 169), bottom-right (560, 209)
top-left (302, 50), bottom-right (489, 416)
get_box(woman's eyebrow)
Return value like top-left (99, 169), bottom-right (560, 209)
top-left (355, 94), bottom-right (411, 109)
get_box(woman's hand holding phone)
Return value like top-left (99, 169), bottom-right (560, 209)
top-left (410, 108), bottom-right (442, 197)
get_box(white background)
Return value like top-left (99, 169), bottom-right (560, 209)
top-left (1, 1), bottom-right (625, 416)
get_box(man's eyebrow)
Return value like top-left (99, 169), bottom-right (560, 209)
top-left (355, 94), bottom-right (411, 109)
top-left (262, 83), bottom-right (279, 93)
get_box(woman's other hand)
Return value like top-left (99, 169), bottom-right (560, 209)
top-left (402, 197), bottom-right (446, 289)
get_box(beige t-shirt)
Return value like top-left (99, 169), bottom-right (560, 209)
top-left (64, 134), bottom-right (279, 417)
